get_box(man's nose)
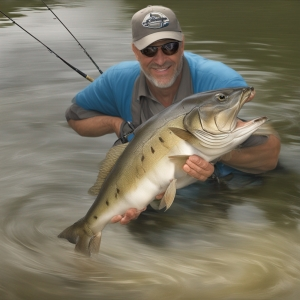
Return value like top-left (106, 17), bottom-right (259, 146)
top-left (152, 47), bottom-right (167, 64)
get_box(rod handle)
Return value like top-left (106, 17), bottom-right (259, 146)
top-left (86, 75), bottom-right (94, 82)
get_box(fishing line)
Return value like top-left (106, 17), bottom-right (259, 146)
top-left (0, 10), bottom-right (94, 82)
top-left (41, 0), bottom-right (103, 74)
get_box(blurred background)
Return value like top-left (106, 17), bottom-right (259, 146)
top-left (0, 0), bottom-right (299, 299)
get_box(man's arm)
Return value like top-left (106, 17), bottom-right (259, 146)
top-left (68, 116), bottom-right (123, 137)
top-left (65, 103), bottom-right (124, 137)
top-left (219, 134), bottom-right (280, 173)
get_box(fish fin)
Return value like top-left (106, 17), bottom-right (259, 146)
top-left (58, 218), bottom-right (84, 244)
top-left (158, 200), bottom-right (166, 210)
top-left (169, 127), bottom-right (194, 141)
top-left (75, 235), bottom-right (91, 257)
top-left (89, 232), bottom-right (102, 254)
top-left (159, 179), bottom-right (177, 211)
top-left (88, 143), bottom-right (129, 195)
top-left (58, 218), bottom-right (93, 257)
top-left (169, 155), bottom-right (190, 159)
top-left (169, 155), bottom-right (190, 166)
top-left (170, 127), bottom-right (211, 153)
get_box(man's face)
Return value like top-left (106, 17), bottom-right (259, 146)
top-left (132, 38), bottom-right (185, 89)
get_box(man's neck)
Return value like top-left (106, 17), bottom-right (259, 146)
top-left (146, 71), bottom-right (183, 108)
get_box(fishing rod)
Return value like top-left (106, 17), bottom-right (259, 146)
top-left (41, 0), bottom-right (103, 74)
top-left (0, 10), bottom-right (94, 82)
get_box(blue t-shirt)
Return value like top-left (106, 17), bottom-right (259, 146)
top-left (75, 51), bottom-right (247, 122)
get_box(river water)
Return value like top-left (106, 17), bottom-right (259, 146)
top-left (0, 0), bottom-right (299, 299)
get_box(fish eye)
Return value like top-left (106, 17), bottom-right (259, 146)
top-left (215, 93), bottom-right (227, 102)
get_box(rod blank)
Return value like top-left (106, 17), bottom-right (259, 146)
top-left (41, 0), bottom-right (103, 74)
top-left (0, 9), bottom-right (94, 82)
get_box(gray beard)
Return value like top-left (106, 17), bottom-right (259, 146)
top-left (141, 56), bottom-right (183, 89)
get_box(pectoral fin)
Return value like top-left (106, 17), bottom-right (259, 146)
top-left (89, 143), bottom-right (129, 195)
top-left (169, 155), bottom-right (190, 166)
top-left (169, 127), bottom-right (194, 141)
top-left (159, 179), bottom-right (177, 211)
top-left (169, 127), bottom-right (206, 154)
top-left (149, 179), bottom-right (177, 211)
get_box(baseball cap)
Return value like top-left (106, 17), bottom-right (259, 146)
top-left (131, 5), bottom-right (183, 50)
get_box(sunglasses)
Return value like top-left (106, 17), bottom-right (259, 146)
top-left (140, 41), bottom-right (180, 57)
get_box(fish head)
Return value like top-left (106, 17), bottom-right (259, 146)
top-left (184, 87), bottom-right (255, 135)
top-left (182, 87), bottom-right (268, 159)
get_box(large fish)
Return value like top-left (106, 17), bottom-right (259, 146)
top-left (58, 87), bottom-right (267, 256)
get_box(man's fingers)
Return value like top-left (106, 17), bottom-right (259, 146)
top-left (183, 155), bottom-right (214, 181)
top-left (111, 215), bottom-right (122, 223)
top-left (110, 207), bottom-right (146, 225)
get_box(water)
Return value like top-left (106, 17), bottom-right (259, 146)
top-left (0, 0), bottom-right (299, 299)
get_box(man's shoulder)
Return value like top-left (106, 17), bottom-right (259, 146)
top-left (184, 51), bottom-right (235, 73)
top-left (184, 51), bottom-right (247, 91)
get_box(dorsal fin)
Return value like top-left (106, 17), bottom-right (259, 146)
top-left (88, 143), bottom-right (129, 195)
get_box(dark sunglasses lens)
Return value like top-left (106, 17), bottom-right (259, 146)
top-left (141, 46), bottom-right (157, 57)
top-left (141, 42), bottom-right (180, 57)
top-left (161, 42), bottom-right (179, 55)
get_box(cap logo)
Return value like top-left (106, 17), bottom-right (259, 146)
top-left (142, 12), bottom-right (169, 29)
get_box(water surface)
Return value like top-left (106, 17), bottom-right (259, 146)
top-left (0, 0), bottom-right (299, 299)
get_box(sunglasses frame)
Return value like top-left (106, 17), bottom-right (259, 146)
top-left (140, 41), bottom-right (181, 57)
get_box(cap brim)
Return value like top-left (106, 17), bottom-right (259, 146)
top-left (133, 31), bottom-right (183, 50)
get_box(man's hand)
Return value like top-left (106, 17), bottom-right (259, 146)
top-left (183, 155), bottom-right (214, 181)
top-left (110, 207), bottom-right (146, 225)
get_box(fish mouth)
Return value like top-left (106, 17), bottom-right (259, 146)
top-left (195, 116), bottom-right (268, 148)
top-left (234, 116), bottom-right (268, 132)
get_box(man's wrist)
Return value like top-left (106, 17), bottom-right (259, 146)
top-left (119, 121), bottom-right (135, 143)
top-left (111, 117), bottom-right (124, 137)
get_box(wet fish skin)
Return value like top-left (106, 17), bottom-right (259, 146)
top-left (58, 87), bottom-right (267, 256)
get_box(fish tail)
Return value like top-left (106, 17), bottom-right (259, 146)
top-left (88, 232), bottom-right (102, 254)
top-left (58, 218), bottom-right (101, 256)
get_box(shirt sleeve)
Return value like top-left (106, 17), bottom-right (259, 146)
top-left (74, 69), bottom-right (120, 117)
top-left (65, 103), bottom-right (104, 121)
top-left (72, 62), bottom-right (140, 122)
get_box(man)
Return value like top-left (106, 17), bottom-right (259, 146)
top-left (65, 5), bottom-right (280, 224)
